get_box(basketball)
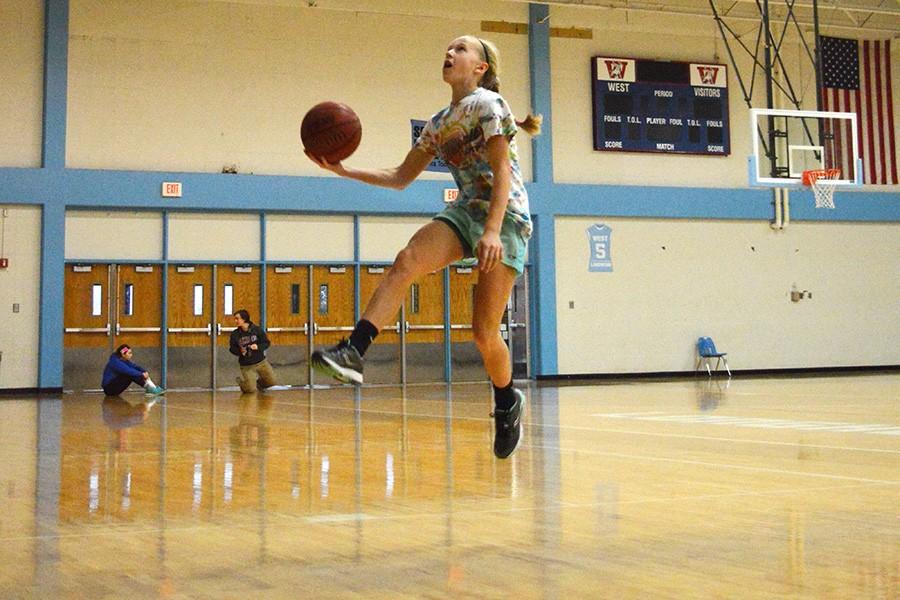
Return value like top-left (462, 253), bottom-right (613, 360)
top-left (300, 101), bottom-right (362, 163)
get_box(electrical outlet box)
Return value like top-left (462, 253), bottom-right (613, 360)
top-left (12, 303), bottom-right (20, 313)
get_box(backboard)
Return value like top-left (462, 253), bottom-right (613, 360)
top-left (749, 108), bottom-right (862, 187)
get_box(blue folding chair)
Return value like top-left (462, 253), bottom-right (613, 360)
top-left (696, 337), bottom-right (731, 377)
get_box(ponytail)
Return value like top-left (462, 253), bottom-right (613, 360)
top-left (476, 37), bottom-right (542, 136)
top-left (516, 114), bottom-right (543, 136)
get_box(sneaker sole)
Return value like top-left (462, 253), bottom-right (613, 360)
top-left (311, 352), bottom-right (364, 385)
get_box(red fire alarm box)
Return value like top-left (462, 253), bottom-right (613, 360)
top-left (0, 258), bottom-right (8, 269)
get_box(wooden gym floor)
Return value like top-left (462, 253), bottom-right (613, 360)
top-left (0, 373), bottom-right (897, 598)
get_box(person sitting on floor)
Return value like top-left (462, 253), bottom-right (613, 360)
top-left (101, 344), bottom-right (165, 396)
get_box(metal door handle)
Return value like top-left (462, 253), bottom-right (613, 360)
top-left (65, 325), bottom-right (111, 334)
top-left (315, 325), bottom-right (355, 332)
top-left (118, 326), bottom-right (162, 333)
top-left (449, 324), bottom-right (472, 330)
top-left (407, 324), bottom-right (445, 331)
top-left (167, 325), bottom-right (212, 335)
top-left (217, 323), bottom-right (223, 336)
top-left (267, 324), bottom-right (309, 334)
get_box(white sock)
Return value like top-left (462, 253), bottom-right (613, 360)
top-left (144, 378), bottom-right (157, 389)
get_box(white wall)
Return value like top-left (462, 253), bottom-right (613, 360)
top-left (65, 0), bottom-right (533, 181)
top-left (65, 211), bottom-right (163, 259)
top-left (359, 216), bottom-right (430, 262)
top-left (266, 214), bottom-right (353, 261)
top-left (555, 216), bottom-right (900, 374)
top-left (0, 206), bottom-right (42, 388)
top-left (0, 0), bottom-right (44, 168)
top-left (168, 212), bottom-right (260, 260)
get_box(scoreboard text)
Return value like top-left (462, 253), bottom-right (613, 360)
top-left (592, 57), bottom-right (730, 156)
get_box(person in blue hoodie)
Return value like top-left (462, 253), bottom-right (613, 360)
top-left (102, 344), bottom-right (165, 396)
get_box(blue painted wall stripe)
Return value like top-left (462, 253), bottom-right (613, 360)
top-left (353, 216), bottom-right (361, 323)
top-left (260, 212), bottom-right (267, 329)
top-left (443, 267), bottom-right (452, 382)
top-left (42, 0), bottom-right (68, 170)
top-left (528, 3), bottom-right (558, 376)
top-left (1, 167), bottom-right (896, 221)
top-left (38, 203), bottom-right (65, 388)
top-left (160, 211), bottom-right (169, 386)
top-left (528, 3), bottom-right (553, 185)
top-left (531, 214), bottom-right (558, 375)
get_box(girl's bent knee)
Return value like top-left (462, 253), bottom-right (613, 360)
top-left (472, 326), bottom-right (501, 349)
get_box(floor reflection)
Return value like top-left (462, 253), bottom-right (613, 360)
top-left (1, 376), bottom-right (897, 598)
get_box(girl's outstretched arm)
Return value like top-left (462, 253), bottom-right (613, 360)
top-left (306, 147), bottom-right (434, 190)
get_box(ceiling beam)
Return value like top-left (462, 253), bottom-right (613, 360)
top-left (498, 0), bottom-right (899, 35)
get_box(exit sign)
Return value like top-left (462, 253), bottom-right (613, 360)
top-left (162, 182), bottom-right (182, 197)
top-left (443, 188), bottom-right (458, 203)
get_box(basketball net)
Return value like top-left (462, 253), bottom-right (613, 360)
top-left (801, 168), bottom-right (841, 209)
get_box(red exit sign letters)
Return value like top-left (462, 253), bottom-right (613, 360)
top-left (162, 182), bottom-right (182, 197)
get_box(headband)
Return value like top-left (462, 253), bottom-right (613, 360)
top-left (479, 39), bottom-right (491, 68)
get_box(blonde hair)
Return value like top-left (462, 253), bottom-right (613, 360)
top-left (475, 37), bottom-right (543, 136)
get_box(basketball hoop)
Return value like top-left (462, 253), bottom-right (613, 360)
top-left (801, 168), bottom-right (841, 209)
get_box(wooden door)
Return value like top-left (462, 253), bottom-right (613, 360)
top-left (215, 265), bottom-right (261, 388)
top-left (63, 264), bottom-right (111, 390)
top-left (448, 266), bottom-right (485, 382)
top-left (311, 265), bottom-right (356, 385)
top-left (405, 269), bottom-right (446, 383)
top-left (311, 266), bottom-right (355, 345)
top-left (166, 265), bottom-right (213, 389)
top-left (113, 264), bottom-right (163, 382)
top-left (266, 265), bottom-right (310, 387)
top-left (359, 266), bottom-right (401, 384)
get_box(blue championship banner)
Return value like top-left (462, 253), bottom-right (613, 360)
top-left (587, 224), bottom-right (613, 272)
top-left (411, 119), bottom-right (450, 173)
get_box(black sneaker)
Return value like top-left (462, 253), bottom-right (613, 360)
top-left (491, 388), bottom-right (525, 459)
top-left (311, 339), bottom-right (364, 385)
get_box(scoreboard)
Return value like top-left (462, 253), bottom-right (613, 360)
top-left (592, 56), bottom-right (730, 156)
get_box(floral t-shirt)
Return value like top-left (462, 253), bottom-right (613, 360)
top-left (414, 87), bottom-right (532, 238)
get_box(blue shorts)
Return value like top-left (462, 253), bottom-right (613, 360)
top-left (433, 204), bottom-right (527, 275)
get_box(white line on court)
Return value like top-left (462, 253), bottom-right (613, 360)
top-left (593, 412), bottom-right (900, 435)
top-left (304, 513), bottom-right (373, 523)
top-left (527, 443), bottom-right (900, 484)
top-left (158, 401), bottom-right (900, 455)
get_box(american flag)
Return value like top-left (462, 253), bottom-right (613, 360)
top-left (821, 36), bottom-right (897, 185)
